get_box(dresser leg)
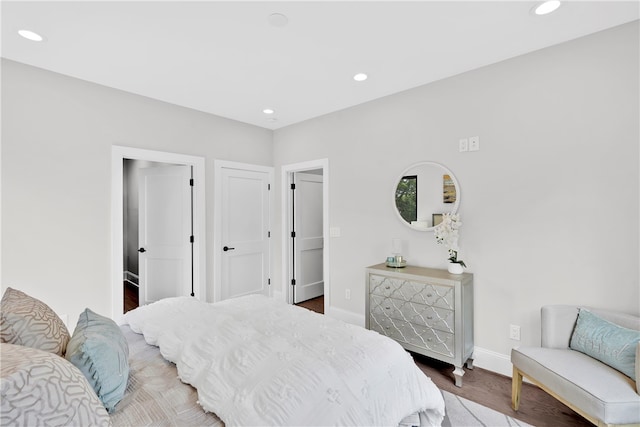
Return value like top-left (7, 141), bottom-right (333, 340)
top-left (453, 366), bottom-right (465, 387)
top-left (465, 358), bottom-right (474, 369)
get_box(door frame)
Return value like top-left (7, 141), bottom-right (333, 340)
top-left (111, 146), bottom-right (206, 322)
top-left (281, 159), bottom-right (329, 311)
top-left (213, 160), bottom-right (274, 302)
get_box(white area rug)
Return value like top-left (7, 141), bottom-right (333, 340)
top-left (442, 390), bottom-right (533, 427)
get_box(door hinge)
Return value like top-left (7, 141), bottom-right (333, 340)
top-left (268, 183), bottom-right (271, 190)
top-left (190, 235), bottom-right (194, 243)
top-left (189, 178), bottom-right (194, 186)
top-left (291, 279), bottom-right (296, 286)
top-left (268, 278), bottom-right (271, 285)
top-left (268, 231), bottom-right (271, 238)
top-left (291, 231), bottom-right (296, 238)
top-left (290, 183), bottom-right (296, 190)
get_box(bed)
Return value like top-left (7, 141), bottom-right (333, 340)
top-left (1, 287), bottom-right (445, 426)
top-left (110, 324), bottom-right (224, 426)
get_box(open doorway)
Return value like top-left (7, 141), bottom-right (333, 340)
top-left (281, 159), bottom-right (329, 315)
top-left (111, 146), bottom-right (206, 322)
top-left (122, 159), bottom-right (193, 313)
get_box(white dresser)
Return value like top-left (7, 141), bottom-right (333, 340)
top-left (365, 263), bottom-right (474, 387)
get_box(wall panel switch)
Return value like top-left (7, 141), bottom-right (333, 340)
top-left (459, 138), bottom-right (469, 152)
top-left (469, 136), bottom-right (480, 151)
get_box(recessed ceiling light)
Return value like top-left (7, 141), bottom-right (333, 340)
top-left (18, 29), bottom-right (44, 42)
top-left (533, 1), bottom-right (561, 16)
top-left (263, 108), bottom-right (275, 115)
top-left (268, 13), bottom-right (288, 28)
top-left (353, 73), bottom-right (368, 82)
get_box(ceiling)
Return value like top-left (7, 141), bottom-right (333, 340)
top-left (2, 1), bottom-right (638, 130)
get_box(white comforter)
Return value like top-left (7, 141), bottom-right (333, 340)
top-left (124, 295), bottom-right (445, 426)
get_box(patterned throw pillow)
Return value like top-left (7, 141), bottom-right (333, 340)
top-left (0, 287), bottom-right (70, 356)
top-left (570, 308), bottom-right (640, 380)
top-left (66, 308), bottom-right (130, 413)
top-left (0, 343), bottom-right (111, 426)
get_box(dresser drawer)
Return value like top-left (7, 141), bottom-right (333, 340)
top-left (369, 314), bottom-right (455, 358)
top-left (369, 274), bottom-right (454, 310)
top-left (370, 294), bottom-right (454, 333)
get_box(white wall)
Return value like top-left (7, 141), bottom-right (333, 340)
top-left (1, 59), bottom-right (273, 327)
top-left (272, 22), bottom-right (639, 371)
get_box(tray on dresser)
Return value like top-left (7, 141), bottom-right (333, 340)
top-left (385, 260), bottom-right (407, 268)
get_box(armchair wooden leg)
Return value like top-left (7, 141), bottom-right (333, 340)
top-left (512, 366), bottom-right (523, 411)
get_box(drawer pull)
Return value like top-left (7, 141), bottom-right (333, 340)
top-left (385, 286), bottom-right (391, 290)
top-left (426, 293), bottom-right (433, 297)
top-left (427, 338), bottom-right (433, 342)
top-left (385, 306), bottom-right (391, 310)
top-left (426, 316), bottom-right (433, 320)
top-left (385, 326), bottom-right (390, 330)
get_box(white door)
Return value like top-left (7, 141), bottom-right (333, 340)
top-left (220, 166), bottom-right (271, 300)
top-left (293, 172), bottom-right (324, 303)
top-left (138, 165), bottom-right (192, 305)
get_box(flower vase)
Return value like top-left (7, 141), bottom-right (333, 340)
top-left (448, 262), bottom-right (464, 275)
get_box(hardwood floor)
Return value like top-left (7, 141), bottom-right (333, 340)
top-left (123, 281), bottom-right (139, 313)
top-left (413, 354), bottom-right (591, 427)
top-left (295, 295), bottom-right (324, 314)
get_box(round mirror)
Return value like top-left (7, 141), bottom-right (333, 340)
top-left (393, 161), bottom-right (460, 231)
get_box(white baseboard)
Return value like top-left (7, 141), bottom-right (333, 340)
top-left (326, 305), bottom-right (366, 327)
top-left (124, 271), bottom-right (139, 287)
top-left (472, 346), bottom-right (513, 377)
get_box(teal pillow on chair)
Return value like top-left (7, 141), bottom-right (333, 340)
top-left (65, 308), bottom-right (129, 413)
top-left (570, 308), bottom-right (640, 380)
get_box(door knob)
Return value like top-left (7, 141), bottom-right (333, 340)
top-left (223, 246), bottom-right (235, 252)
top-left (138, 248), bottom-right (146, 253)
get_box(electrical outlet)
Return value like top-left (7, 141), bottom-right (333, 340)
top-left (509, 324), bottom-right (521, 341)
top-left (469, 136), bottom-right (480, 151)
top-left (459, 138), bottom-right (468, 152)
top-left (345, 289), bottom-right (351, 300)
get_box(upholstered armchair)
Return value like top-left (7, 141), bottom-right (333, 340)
top-left (511, 305), bottom-right (640, 426)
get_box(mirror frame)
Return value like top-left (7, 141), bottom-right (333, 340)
top-left (392, 161), bottom-right (461, 232)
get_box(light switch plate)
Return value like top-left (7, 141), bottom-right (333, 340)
top-left (459, 138), bottom-right (469, 152)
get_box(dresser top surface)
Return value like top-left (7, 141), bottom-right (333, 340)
top-left (367, 263), bottom-right (473, 283)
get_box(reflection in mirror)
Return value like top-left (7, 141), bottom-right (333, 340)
top-left (393, 162), bottom-right (460, 231)
top-left (396, 175), bottom-right (417, 223)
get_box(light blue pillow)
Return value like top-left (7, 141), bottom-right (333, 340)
top-left (65, 308), bottom-right (129, 413)
top-left (570, 308), bottom-right (640, 380)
